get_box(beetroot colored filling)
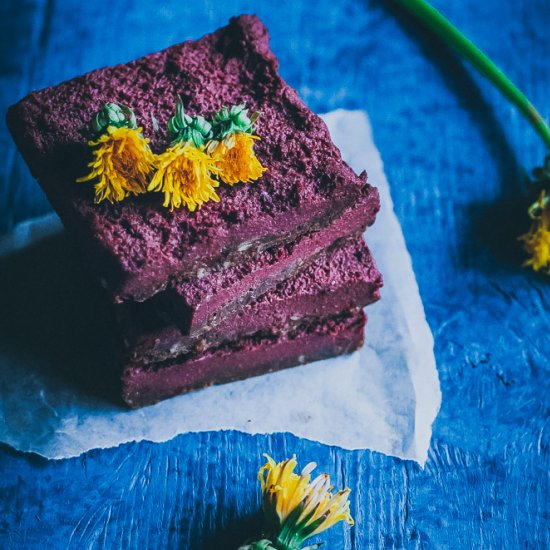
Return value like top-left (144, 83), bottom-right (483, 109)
top-left (122, 310), bottom-right (366, 408)
top-left (7, 14), bottom-right (379, 304)
top-left (159, 191), bottom-right (375, 335)
top-left (117, 237), bottom-right (382, 366)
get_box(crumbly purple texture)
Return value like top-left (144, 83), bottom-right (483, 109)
top-left (122, 311), bottom-right (366, 408)
top-left (7, 14), bottom-right (379, 303)
top-left (160, 192), bottom-right (374, 335)
top-left (118, 237), bottom-right (382, 366)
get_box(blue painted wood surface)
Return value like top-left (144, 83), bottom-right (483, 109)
top-left (1, 0), bottom-right (549, 548)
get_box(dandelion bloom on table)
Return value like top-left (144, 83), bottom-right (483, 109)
top-left (76, 125), bottom-right (154, 204)
top-left (239, 454), bottom-right (353, 550)
top-left (519, 190), bottom-right (550, 274)
top-left (148, 142), bottom-right (220, 211)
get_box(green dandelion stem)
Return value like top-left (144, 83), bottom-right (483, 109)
top-left (393, 0), bottom-right (550, 150)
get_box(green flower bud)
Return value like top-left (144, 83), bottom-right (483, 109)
top-left (168, 97), bottom-right (213, 148)
top-left (190, 115), bottom-right (212, 136)
top-left (211, 103), bottom-right (260, 141)
top-left (91, 103), bottom-right (138, 134)
top-left (105, 103), bottom-right (123, 122)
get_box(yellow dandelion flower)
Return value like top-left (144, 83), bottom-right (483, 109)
top-left (519, 190), bottom-right (550, 273)
top-left (211, 132), bottom-right (265, 185)
top-left (239, 454), bottom-right (353, 550)
top-left (148, 142), bottom-right (220, 212)
top-left (76, 124), bottom-right (155, 204)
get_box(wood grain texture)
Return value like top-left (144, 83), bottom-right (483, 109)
top-left (1, 0), bottom-right (549, 548)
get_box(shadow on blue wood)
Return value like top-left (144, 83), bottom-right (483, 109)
top-left (0, 0), bottom-right (549, 548)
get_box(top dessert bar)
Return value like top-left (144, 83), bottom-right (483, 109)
top-left (7, 14), bottom-right (379, 303)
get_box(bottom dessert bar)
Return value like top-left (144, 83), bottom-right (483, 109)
top-left (122, 311), bottom-right (366, 408)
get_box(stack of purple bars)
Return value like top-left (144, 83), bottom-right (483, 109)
top-left (7, 15), bottom-right (382, 407)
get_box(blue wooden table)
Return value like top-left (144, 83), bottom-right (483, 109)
top-left (1, 1), bottom-right (549, 548)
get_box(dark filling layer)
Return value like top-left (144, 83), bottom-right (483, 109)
top-left (121, 310), bottom-right (366, 408)
top-left (7, 15), bottom-right (379, 304)
top-left (117, 237), bottom-right (382, 366)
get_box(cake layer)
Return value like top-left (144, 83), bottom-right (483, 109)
top-left (7, 15), bottom-right (379, 304)
top-left (159, 191), bottom-right (375, 335)
top-left (118, 237), bottom-right (382, 366)
top-left (122, 311), bottom-right (366, 408)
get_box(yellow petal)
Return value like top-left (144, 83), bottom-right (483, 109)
top-left (212, 133), bottom-right (265, 185)
top-left (76, 126), bottom-right (154, 204)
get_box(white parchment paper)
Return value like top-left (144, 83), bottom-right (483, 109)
top-left (0, 110), bottom-right (441, 464)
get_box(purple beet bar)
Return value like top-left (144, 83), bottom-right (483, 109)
top-left (122, 311), bottom-right (366, 408)
top-left (159, 191), bottom-right (374, 335)
top-left (7, 15), bottom-right (379, 304)
top-left (118, 237), bottom-right (382, 367)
